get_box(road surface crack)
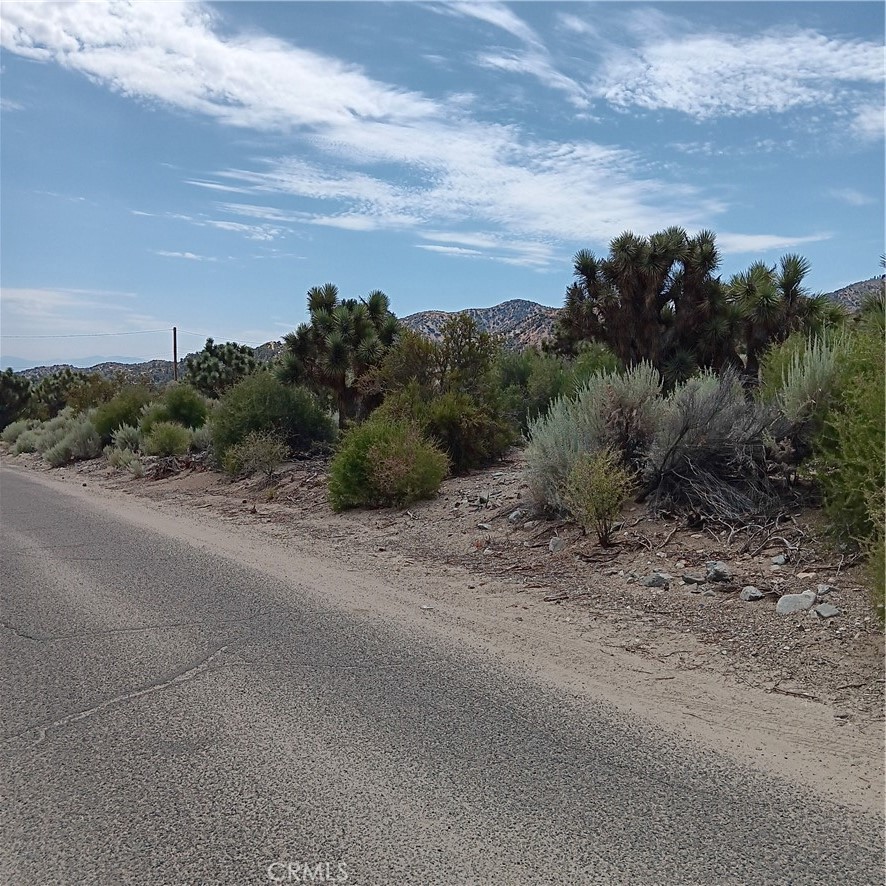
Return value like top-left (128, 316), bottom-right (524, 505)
top-left (0, 605), bottom-right (279, 643)
top-left (5, 640), bottom-right (238, 751)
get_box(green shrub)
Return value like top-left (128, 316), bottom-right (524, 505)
top-left (376, 383), bottom-right (512, 474)
top-left (211, 372), bottom-right (335, 463)
top-left (44, 438), bottom-right (74, 468)
top-left (138, 401), bottom-right (168, 437)
top-left (42, 415), bottom-right (102, 467)
top-left (817, 330), bottom-right (884, 546)
top-left (190, 424), bottom-right (213, 453)
top-left (565, 343), bottom-right (621, 394)
top-left (1, 418), bottom-right (38, 445)
top-left (93, 386), bottom-right (154, 441)
top-left (222, 431), bottom-right (289, 477)
top-left (144, 421), bottom-right (191, 457)
top-left (159, 384), bottom-right (208, 428)
top-left (328, 418), bottom-right (448, 510)
top-left (564, 449), bottom-right (634, 546)
top-left (65, 417), bottom-right (102, 461)
top-left (12, 429), bottom-right (39, 453)
top-left (111, 423), bottom-right (141, 452)
top-left (34, 409), bottom-right (77, 454)
top-left (108, 447), bottom-right (140, 470)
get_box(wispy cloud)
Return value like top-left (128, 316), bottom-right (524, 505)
top-left (595, 24), bottom-right (883, 120)
top-left (717, 231), bottom-right (831, 255)
top-left (154, 250), bottom-right (216, 261)
top-left (829, 188), bottom-right (876, 207)
top-left (0, 96), bottom-right (22, 111)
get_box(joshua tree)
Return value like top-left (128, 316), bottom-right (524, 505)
top-left (727, 254), bottom-right (845, 383)
top-left (279, 284), bottom-right (399, 427)
top-left (555, 227), bottom-right (741, 384)
top-left (184, 338), bottom-right (257, 398)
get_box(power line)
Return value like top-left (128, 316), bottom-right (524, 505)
top-left (0, 328), bottom-right (171, 339)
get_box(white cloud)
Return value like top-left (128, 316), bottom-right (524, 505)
top-left (852, 102), bottom-right (885, 141)
top-left (475, 50), bottom-right (589, 108)
top-left (443, 2), bottom-right (542, 48)
top-left (416, 244), bottom-right (484, 257)
top-left (154, 250), bottom-right (216, 261)
top-left (829, 188), bottom-right (876, 207)
top-left (595, 26), bottom-right (883, 120)
top-left (717, 231), bottom-right (831, 255)
top-left (0, 96), bottom-right (22, 111)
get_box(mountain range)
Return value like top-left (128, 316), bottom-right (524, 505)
top-left (9, 277), bottom-right (883, 382)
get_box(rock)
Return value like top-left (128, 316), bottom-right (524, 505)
top-left (705, 560), bottom-right (733, 583)
top-left (682, 574), bottom-right (706, 585)
top-left (796, 571), bottom-right (816, 580)
top-left (702, 589), bottom-right (716, 597)
top-left (477, 522), bottom-right (492, 531)
top-left (508, 508), bottom-right (529, 525)
top-left (642, 572), bottom-right (671, 588)
top-left (814, 603), bottom-right (841, 619)
top-left (771, 554), bottom-right (788, 566)
top-left (548, 536), bottom-right (567, 553)
top-left (478, 489), bottom-right (492, 505)
top-left (740, 586), bottom-right (765, 602)
top-left (816, 583), bottom-right (836, 597)
top-left (776, 590), bottom-right (817, 615)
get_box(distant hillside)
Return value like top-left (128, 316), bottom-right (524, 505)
top-left (821, 276), bottom-right (884, 313)
top-left (9, 277), bottom-right (881, 380)
top-left (402, 298), bottom-right (559, 349)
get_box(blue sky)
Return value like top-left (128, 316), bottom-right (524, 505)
top-left (1, 1), bottom-right (883, 367)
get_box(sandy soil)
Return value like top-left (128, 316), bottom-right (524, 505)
top-left (3, 449), bottom-right (884, 813)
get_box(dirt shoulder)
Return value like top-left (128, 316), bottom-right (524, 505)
top-left (2, 450), bottom-right (884, 814)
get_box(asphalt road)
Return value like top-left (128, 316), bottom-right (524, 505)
top-left (1, 467), bottom-right (883, 886)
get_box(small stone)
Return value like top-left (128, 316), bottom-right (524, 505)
top-left (705, 560), bottom-right (733, 582)
top-left (740, 586), bottom-right (764, 602)
top-left (776, 590), bottom-right (817, 615)
top-left (478, 489), bottom-right (491, 505)
top-left (703, 589), bottom-right (716, 597)
top-left (771, 554), bottom-right (788, 566)
top-left (642, 572), bottom-right (671, 588)
top-left (508, 508), bottom-right (529, 525)
top-left (814, 602), bottom-right (841, 619)
top-left (523, 520), bottom-right (538, 530)
top-left (796, 571), bottom-right (816, 580)
top-left (549, 536), bottom-right (567, 554)
top-left (477, 522), bottom-right (492, 531)
top-left (682, 574), bottom-right (706, 585)
top-left (816, 583), bottom-right (835, 597)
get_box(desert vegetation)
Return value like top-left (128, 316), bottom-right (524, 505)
top-left (2, 237), bottom-right (882, 614)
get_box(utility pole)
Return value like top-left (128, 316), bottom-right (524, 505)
top-left (173, 326), bottom-right (178, 381)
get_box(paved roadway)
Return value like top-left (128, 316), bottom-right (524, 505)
top-left (1, 467), bottom-right (883, 885)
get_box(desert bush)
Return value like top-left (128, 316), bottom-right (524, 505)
top-left (211, 372), bottom-right (335, 463)
top-left (41, 414), bottom-right (101, 467)
top-left (328, 418), bottom-right (448, 510)
top-left (93, 386), bottom-right (154, 442)
top-left (12, 429), bottom-right (39, 453)
top-left (525, 373), bottom-right (611, 512)
top-left (564, 449), bottom-right (635, 545)
top-left (565, 342), bottom-right (622, 394)
top-left (65, 373), bottom-right (120, 414)
top-left (107, 446), bottom-right (140, 470)
top-left (817, 330), bottom-right (884, 545)
top-left (375, 383), bottom-right (512, 474)
top-left (29, 369), bottom-right (87, 419)
top-left (34, 409), bottom-right (77, 454)
top-left (111, 423), bottom-right (141, 452)
top-left (772, 334), bottom-right (848, 455)
top-left (525, 363), bottom-right (658, 511)
top-left (222, 431), bottom-right (289, 477)
top-left (144, 421), bottom-right (191, 457)
top-left (600, 361), bottom-right (663, 468)
top-left (1, 418), bottom-right (38, 445)
top-left (190, 424), bottom-right (213, 452)
top-left (643, 369), bottom-right (782, 518)
top-left (159, 384), bottom-right (208, 428)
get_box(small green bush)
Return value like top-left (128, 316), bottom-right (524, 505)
top-left (42, 415), bottom-right (102, 467)
top-left (1, 418), bottom-right (38, 445)
top-left (211, 372), bottom-right (335, 462)
top-left (13, 429), bottom-right (39, 453)
top-left (564, 449), bottom-right (634, 546)
top-left (34, 409), bottom-right (77, 454)
top-left (44, 438), bottom-right (74, 468)
top-left (158, 384), bottom-right (208, 429)
top-left (93, 386), bottom-right (154, 442)
top-left (111, 423), bottom-right (141, 452)
top-left (144, 421), bottom-right (192, 457)
top-left (190, 424), bottom-right (213, 452)
top-left (329, 419), bottom-right (448, 510)
top-left (108, 447), bottom-right (140, 470)
top-left (222, 431), bottom-right (289, 477)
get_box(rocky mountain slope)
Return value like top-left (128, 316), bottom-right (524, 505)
top-left (401, 298), bottom-right (559, 349)
top-left (9, 277), bottom-right (880, 379)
